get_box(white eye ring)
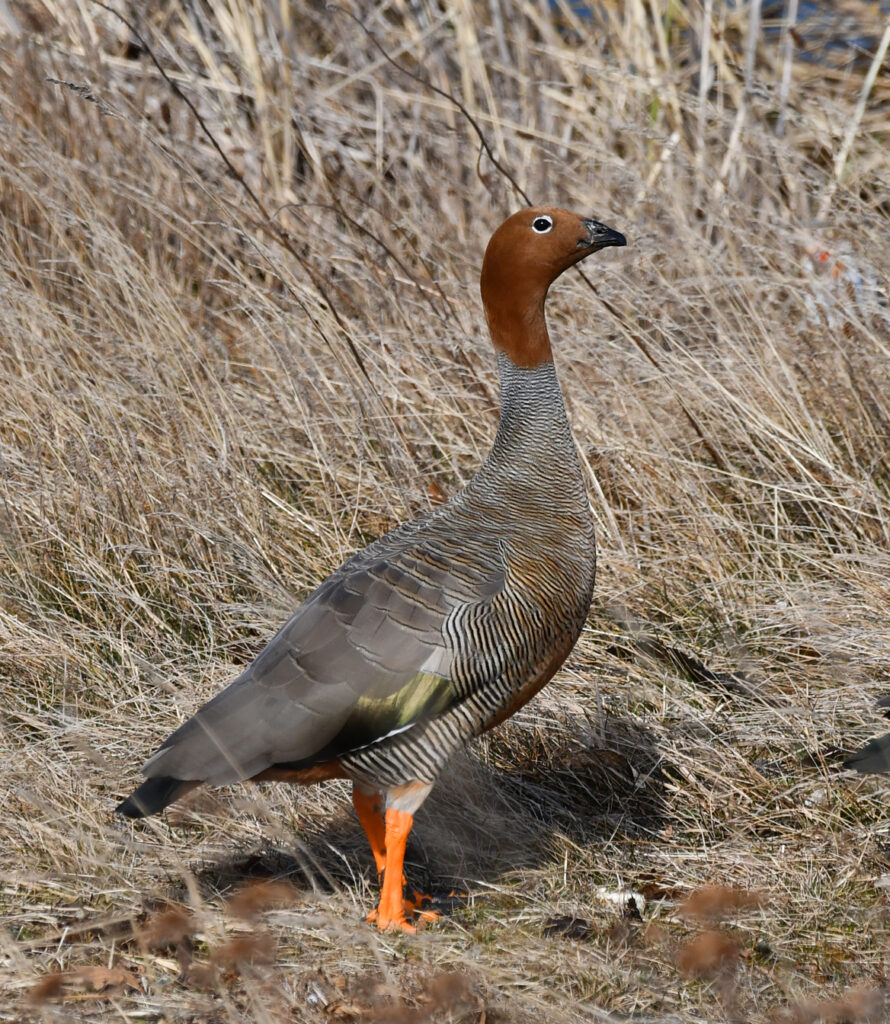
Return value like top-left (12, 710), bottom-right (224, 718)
top-left (531, 215), bottom-right (554, 234)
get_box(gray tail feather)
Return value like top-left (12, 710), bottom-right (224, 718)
top-left (116, 776), bottom-right (200, 818)
top-left (844, 734), bottom-right (890, 775)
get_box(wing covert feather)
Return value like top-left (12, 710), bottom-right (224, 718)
top-left (140, 526), bottom-right (497, 786)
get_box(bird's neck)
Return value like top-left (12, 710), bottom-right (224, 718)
top-left (485, 353), bottom-right (581, 487)
top-left (482, 289), bottom-right (553, 368)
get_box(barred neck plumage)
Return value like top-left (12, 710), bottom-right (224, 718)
top-left (481, 353), bottom-right (584, 501)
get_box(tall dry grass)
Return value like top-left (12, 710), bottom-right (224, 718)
top-left (1, 1), bottom-right (889, 1020)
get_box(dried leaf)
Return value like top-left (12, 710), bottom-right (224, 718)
top-left (677, 930), bottom-right (739, 979)
top-left (678, 885), bottom-right (765, 923)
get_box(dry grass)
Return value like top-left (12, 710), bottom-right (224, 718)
top-left (1, 0), bottom-right (890, 1020)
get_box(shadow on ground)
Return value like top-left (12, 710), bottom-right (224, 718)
top-left (191, 712), bottom-right (668, 906)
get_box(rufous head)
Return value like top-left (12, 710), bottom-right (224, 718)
top-left (480, 206), bottom-right (626, 368)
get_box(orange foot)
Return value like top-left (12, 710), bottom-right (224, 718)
top-left (365, 894), bottom-right (440, 931)
top-left (367, 808), bottom-right (442, 933)
top-left (366, 904), bottom-right (416, 933)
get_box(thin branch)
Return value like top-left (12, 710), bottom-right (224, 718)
top-left (84, 1), bottom-right (426, 415)
top-left (328, 3), bottom-right (532, 207)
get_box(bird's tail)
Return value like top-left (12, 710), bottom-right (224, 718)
top-left (844, 733), bottom-right (890, 774)
top-left (115, 776), bottom-right (200, 818)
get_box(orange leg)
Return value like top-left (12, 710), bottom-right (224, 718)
top-left (374, 808), bottom-right (416, 933)
top-left (352, 788), bottom-right (386, 876)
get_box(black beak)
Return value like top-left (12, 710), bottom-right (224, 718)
top-left (580, 219), bottom-right (627, 252)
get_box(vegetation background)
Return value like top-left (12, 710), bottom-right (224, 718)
top-left (1, 0), bottom-right (890, 1020)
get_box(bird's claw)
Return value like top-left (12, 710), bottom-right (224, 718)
top-left (365, 891), bottom-right (438, 931)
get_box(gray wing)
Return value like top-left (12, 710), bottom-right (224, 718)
top-left (138, 518), bottom-right (505, 787)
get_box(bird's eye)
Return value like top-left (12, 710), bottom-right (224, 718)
top-left (532, 215), bottom-right (554, 234)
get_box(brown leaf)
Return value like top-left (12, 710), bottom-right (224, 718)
top-left (678, 885), bottom-right (765, 923)
top-left (427, 479), bottom-right (448, 504)
top-left (186, 962), bottom-right (219, 989)
top-left (328, 1000), bottom-right (365, 1018)
top-left (25, 973), bottom-right (65, 1006)
top-left (77, 966), bottom-right (141, 993)
top-left (211, 932), bottom-right (276, 969)
top-left (225, 880), bottom-right (296, 921)
top-left (677, 930), bottom-right (739, 979)
top-left (27, 965), bottom-right (141, 1004)
top-left (770, 985), bottom-right (884, 1024)
top-left (138, 905), bottom-right (194, 950)
top-left (641, 921), bottom-right (670, 948)
top-left (636, 878), bottom-right (683, 901)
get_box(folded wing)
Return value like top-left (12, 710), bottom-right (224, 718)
top-left (124, 507), bottom-right (527, 797)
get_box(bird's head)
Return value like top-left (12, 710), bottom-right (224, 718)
top-left (480, 206), bottom-right (626, 368)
